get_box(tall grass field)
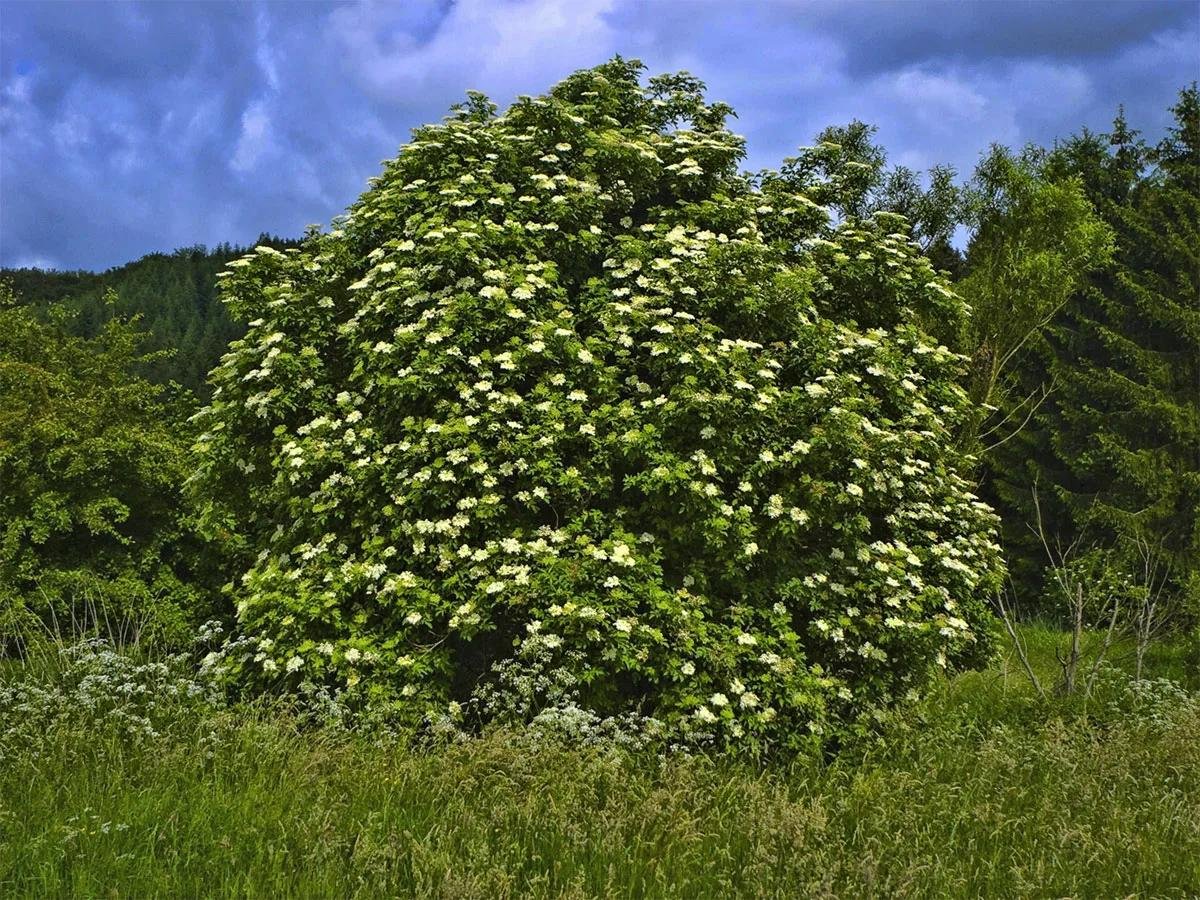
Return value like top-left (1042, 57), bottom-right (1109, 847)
top-left (1, 626), bottom-right (1197, 898)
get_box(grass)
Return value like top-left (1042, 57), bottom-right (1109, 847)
top-left (1, 630), bottom-right (1197, 898)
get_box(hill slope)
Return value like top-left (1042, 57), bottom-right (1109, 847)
top-left (2, 235), bottom-right (295, 394)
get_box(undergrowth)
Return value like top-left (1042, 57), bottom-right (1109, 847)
top-left (1, 628), bottom-right (1197, 898)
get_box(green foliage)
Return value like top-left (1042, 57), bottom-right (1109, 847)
top-left (987, 88), bottom-right (1200, 614)
top-left (956, 144), bottom-right (1115, 459)
top-left (1, 634), bottom-right (1196, 897)
top-left (0, 284), bottom-right (215, 646)
top-left (779, 120), bottom-right (886, 219)
top-left (1, 236), bottom-right (295, 396)
top-left (874, 163), bottom-right (964, 271)
top-left (1053, 91), bottom-right (1200, 570)
top-left (779, 122), bottom-right (966, 279)
top-left (191, 60), bottom-right (1003, 751)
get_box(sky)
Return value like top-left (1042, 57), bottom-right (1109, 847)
top-left (1, 0), bottom-right (1197, 272)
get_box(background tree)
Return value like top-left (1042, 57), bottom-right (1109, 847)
top-left (874, 164), bottom-right (965, 278)
top-left (0, 234), bottom-right (297, 395)
top-left (989, 87), bottom-right (1200, 620)
top-left (776, 120), bottom-right (886, 220)
top-left (775, 122), bottom-right (966, 278)
top-left (0, 281), bottom-right (216, 648)
top-left (955, 145), bottom-right (1114, 463)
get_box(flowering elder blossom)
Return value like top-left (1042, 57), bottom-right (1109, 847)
top-left (192, 59), bottom-right (1003, 754)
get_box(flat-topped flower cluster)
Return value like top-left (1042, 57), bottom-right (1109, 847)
top-left (191, 60), bottom-right (1002, 752)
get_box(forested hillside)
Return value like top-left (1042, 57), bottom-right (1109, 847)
top-left (2, 234), bottom-right (296, 394)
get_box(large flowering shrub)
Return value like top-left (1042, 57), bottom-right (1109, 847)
top-left (192, 60), bottom-right (1002, 751)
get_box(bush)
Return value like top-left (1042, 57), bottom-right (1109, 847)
top-left (192, 59), bottom-right (1003, 751)
top-left (0, 286), bottom-right (217, 649)
top-left (0, 637), bottom-right (220, 755)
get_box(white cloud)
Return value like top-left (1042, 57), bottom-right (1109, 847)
top-left (231, 100), bottom-right (274, 173)
top-left (255, 9), bottom-right (281, 92)
top-left (886, 69), bottom-right (990, 127)
top-left (328, 0), bottom-right (619, 105)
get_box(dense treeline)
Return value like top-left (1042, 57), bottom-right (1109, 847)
top-left (1, 69), bottom-right (1196, 730)
top-left (1, 234), bottom-right (296, 394)
top-left (983, 89), bottom-right (1199, 623)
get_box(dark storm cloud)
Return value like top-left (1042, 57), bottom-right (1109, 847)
top-left (805, 1), bottom-right (1197, 74)
top-left (1, 0), bottom-right (1196, 271)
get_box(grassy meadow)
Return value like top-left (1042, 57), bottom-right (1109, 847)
top-left (1, 626), bottom-right (1197, 899)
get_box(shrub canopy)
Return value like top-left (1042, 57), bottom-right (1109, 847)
top-left (0, 288), bottom-right (208, 645)
top-left (194, 60), bottom-right (1002, 751)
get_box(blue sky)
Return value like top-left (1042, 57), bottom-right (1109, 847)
top-left (2, 0), bottom-right (1196, 271)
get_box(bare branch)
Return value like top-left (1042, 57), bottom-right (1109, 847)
top-left (996, 580), bottom-right (1046, 700)
top-left (982, 384), bottom-right (1054, 453)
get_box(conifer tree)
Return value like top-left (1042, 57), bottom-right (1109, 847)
top-left (991, 87), bottom-right (1200, 609)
